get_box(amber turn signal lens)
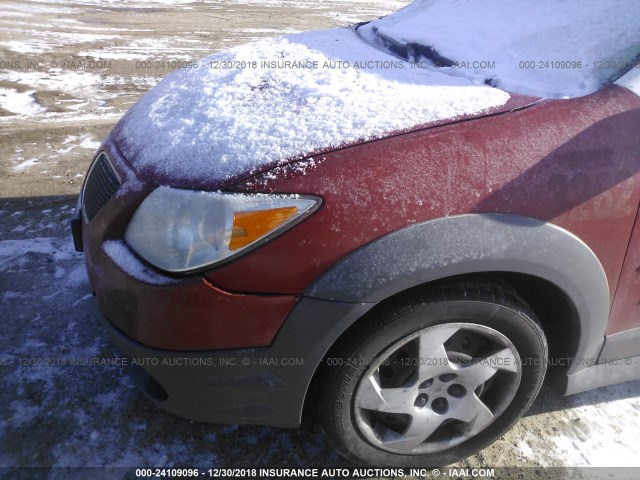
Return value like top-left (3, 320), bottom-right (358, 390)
top-left (229, 206), bottom-right (299, 251)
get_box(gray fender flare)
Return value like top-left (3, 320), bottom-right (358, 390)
top-left (305, 213), bottom-right (610, 375)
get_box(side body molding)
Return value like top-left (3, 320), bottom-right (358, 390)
top-left (306, 213), bottom-right (610, 376)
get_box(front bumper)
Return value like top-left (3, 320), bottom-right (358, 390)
top-left (96, 296), bottom-right (372, 427)
top-left (90, 245), bottom-right (298, 350)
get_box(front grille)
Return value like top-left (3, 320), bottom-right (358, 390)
top-left (82, 152), bottom-right (121, 222)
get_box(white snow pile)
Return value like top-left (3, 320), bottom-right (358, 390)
top-left (0, 87), bottom-right (46, 116)
top-left (103, 240), bottom-right (177, 285)
top-left (115, 27), bottom-right (510, 184)
top-left (365, 0), bottom-right (640, 98)
top-left (548, 385), bottom-right (640, 467)
top-left (0, 237), bottom-right (78, 271)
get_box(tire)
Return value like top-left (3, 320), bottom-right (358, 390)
top-left (319, 280), bottom-right (547, 467)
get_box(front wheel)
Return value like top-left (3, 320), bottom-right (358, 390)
top-left (319, 281), bottom-right (547, 466)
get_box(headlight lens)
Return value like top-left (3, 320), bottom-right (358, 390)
top-left (124, 186), bottom-right (320, 273)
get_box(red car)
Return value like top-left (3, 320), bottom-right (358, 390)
top-left (73, 0), bottom-right (640, 467)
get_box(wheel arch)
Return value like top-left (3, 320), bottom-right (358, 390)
top-left (303, 213), bottom-right (609, 388)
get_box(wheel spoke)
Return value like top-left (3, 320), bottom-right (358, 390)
top-left (466, 399), bottom-right (495, 436)
top-left (417, 326), bottom-right (459, 378)
top-left (356, 374), bottom-right (410, 413)
top-left (482, 347), bottom-right (520, 372)
top-left (459, 347), bottom-right (519, 386)
top-left (383, 410), bottom-right (443, 450)
top-left (448, 394), bottom-right (495, 438)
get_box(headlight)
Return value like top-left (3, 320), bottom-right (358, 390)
top-left (124, 186), bottom-right (320, 273)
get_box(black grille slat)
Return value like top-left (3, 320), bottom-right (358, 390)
top-left (82, 153), bottom-right (120, 222)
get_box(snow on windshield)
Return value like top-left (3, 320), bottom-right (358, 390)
top-left (364, 0), bottom-right (640, 98)
top-left (116, 28), bottom-right (510, 184)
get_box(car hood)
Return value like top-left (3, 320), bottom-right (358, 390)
top-left (113, 27), bottom-right (528, 189)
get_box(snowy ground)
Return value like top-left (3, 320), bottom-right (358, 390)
top-left (1, 0), bottom-right (640, 478)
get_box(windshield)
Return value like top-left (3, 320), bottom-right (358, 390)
top-left (357, 0), bottom-right (640, 98)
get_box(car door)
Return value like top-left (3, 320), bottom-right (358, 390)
top-left (601, 66), bottom-right (640, 361)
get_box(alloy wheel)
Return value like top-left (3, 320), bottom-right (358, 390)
top-left (353, 323), bottom-right (522, 454)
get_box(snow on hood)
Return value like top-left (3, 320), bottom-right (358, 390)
top-left (365, 0), bottom-right (640, 98)
top-left (114, 27), bottom-right (510, 185)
